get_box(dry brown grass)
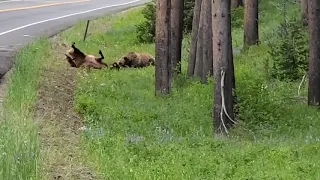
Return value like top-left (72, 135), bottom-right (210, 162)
top-left (36, 35), bottom-right (101, 180)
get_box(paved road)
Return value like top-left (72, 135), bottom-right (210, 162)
top-left (0, 0), bottom-right (150, 78)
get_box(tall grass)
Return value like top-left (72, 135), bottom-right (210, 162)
top-left (0, 39), bottom-right (51, 179)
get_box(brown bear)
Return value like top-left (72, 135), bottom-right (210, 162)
top-left (116, 52), bottom-right (155, 68)
top-left (65, 42), bottom-right (108, 69)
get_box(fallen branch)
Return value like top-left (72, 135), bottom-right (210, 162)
top-left (220, 70), bottom-right (237, 134)
top-left (298, 72), bottom-right (307, 96)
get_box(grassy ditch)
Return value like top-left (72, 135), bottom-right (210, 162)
top-left (0, 39), bottom-right (50, 179)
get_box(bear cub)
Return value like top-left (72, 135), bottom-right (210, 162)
top-left (112, 52), bottom-right (155, 70)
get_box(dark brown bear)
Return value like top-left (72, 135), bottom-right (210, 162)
top-left (116, 52), bottom-right (155, 68)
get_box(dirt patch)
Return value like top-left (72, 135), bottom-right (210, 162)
top-left (0, 71), bottom-right (10, 112)
top-left (36, 35), bottom-right (100, 180)
top-left (0, 46), bottom-right (18, 112)
top-left (0, 47), bottom-right (15, 78)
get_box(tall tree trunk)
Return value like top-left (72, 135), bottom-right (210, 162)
top-left (170, 0), bottom-right (184, 74)
top-left (189, 0), bottom-right (213, 83)
top-left (229, 24), bottom-right (237, 117)
top-left (188, 0), bottom-right (202, 77)
top-left (243, 0), bottom-right (259, 49)
top-left (231, 0), bottom-right (243, 8)
top-left (300, 0), bottom-right (308, 26)
top-left (212, 0), bottom-right (236, 136)
top-left (194, 2), bottom-right (204, 79)
top-left (201, 0), bottom-right (213, 83)
top-left (307, 0), bottom-right (320, 106)
top-left (155, 0), bottom-right (172, 95)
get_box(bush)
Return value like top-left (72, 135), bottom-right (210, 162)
top-left (135, 2), bottom-right (157, 43)
top-left (183, 0), bottom-right (194, 32)
top-left (267, 17), bottom-right (308, 81)
top-left (136, 0), bottom-right (195, 44)
top-left (231, 6), bottom-right (244, 28)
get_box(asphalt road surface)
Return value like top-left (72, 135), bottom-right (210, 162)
top-left (0, 0), bottom-right (150, 78)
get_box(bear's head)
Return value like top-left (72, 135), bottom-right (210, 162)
top-left (148, 58), bottom-right (155, 66)
top-left (126, 52), bottom-right (139, 61)
top-left (117, 55), bottom-right (132, 67)
top-left (67, 48), bottom-right (75, 58)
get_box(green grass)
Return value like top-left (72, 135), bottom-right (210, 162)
top-left (0, 39), bottom-right (51, 179)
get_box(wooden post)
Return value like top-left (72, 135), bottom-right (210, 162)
top-left (83, 20), bottom-right (90, 41)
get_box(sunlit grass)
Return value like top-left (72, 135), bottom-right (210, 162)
top-left (0, 39), bottom-right (51, 179)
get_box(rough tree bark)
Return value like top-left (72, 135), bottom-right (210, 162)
top-left (188, 0), bottom-right (202, 77)
top-left (212, 0), bottom-right (236, 136)
top-left (244, 0), bottom-right (259, 49)
top-left (155, 0), bottom-right (172, 95)
top-left (231, 0), bottom-right (243, 8)
top-left (170, 0), bottom-right (184, 74)
top-left (194, 2), bottom-right (204, 79)
top-left (300, 0), bottom-right (308, 26)
top-left (201, 0), bottom-right (213, 83)
top-left (307, 0), bottom-right (320, 106)
top-left (189, 0), bottom-right (213, 83)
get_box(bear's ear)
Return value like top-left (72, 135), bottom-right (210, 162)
top-left (148, 59), bottom-right (155, 66)
top-left (124, 56), bottom-right (129, 62)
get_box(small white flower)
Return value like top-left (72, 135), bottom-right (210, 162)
top-left (79, 126), bottom-right (87, 131)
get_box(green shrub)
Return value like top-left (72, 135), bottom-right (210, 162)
top-left (231, 6), bottom-right (244, 28)
top-left (236, 68), bottom-right (289, 131)
top-left (183, 0), bottom-right (194, 32)
top-left (135, 1), bottom-right (156, 43)
top-left (268, 17), bottom-right (308, 81)
top-left (136, 0), bottom-right (195, 44)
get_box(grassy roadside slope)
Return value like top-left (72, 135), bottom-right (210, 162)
top-left (0, 39), bottom-right (50, 179)
top-left (0, 7), bottom-right (154, 180)
top-left (0, 37), bottom-right (99, 180)
top-left (56, 3), bottom-right (320, 180)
